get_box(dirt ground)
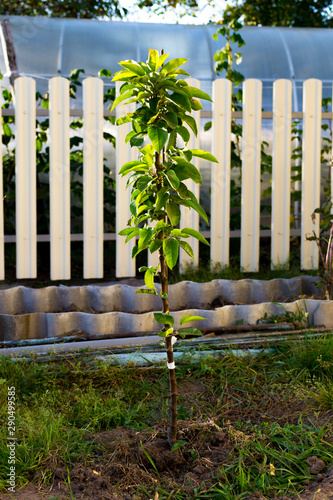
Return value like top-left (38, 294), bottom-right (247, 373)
top-left (2, 416), bottom-right (333, 500)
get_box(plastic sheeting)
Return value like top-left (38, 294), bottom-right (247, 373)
top-left (1, 16), bottom-right (333, 110)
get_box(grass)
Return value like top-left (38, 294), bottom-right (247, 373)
top-left (1, 335), bottom-right (333, 498)
top-left (170, 257), bottom-right (320, 284)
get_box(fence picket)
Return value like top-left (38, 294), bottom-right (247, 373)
top-left (49, 77), bottom-right (71, 280)
top-left (0, 99), bottom-right (3, 280)
top-left (83, 77), bottom-right (104, 278)
top-left (15, 77), bottom-right (37, 278)
top-left (115, 82), bottom-right (136, 278)
top-left (179, 78), bottom-right (201, 270)
top-left (241, 79), bottom-right (262, 272)
top-left (301, 79), bottom-right (322, 270)
top-left (271, 79), bottom-right (292, 269)
top-left (2, 76), bottom-right (330, 279)
top-left (211, 78), bottom-right (232, 268)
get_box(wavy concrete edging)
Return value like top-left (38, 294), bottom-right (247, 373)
top-left (0, 297), bottom-right (332, 343)
top-left (0, 276), bottom-right (321, 315)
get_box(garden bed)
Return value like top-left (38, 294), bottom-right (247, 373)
top-left (0, 276), bottom-right (328, 345)
top-left (1, 344), bottom-right (333, 499)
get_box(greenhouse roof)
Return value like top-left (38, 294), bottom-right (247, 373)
top-left (0, 16), bottom-right (333, 110)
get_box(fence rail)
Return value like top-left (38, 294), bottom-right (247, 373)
top-left (0, 76), bottom-right (332, 280)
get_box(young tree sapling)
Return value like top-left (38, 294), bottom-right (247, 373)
top-left (112, 49), bottom-right (218, 447)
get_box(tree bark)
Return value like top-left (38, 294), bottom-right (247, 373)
top-left (155, 150), bottom-right (178, 448)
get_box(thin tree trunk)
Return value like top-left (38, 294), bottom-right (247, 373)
top-left (155, 150), bottom-right (178, 448)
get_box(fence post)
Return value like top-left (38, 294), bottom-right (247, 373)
top-left (179, 77), bottom-right (201, 271)
top-left (271, 79), bottom-right (292, 269)
top-left (211, 78), bottom-right (232, 269)
top-left (83, 77), bottom-right (104, 279)
top-left (15, 77), bottom-right (37, 278)
top-left (115, 82), bottom-right (136, 278)
top-left (301, 79), bottom-right (322, 270)
top-left (49, 76), bottom-right (71, 280)
top-left (0, 97), bottom-right (4, 280)
top-left (241, 79), bottom-right (262, 272)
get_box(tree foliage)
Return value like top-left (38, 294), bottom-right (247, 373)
top-left (0, 0), bottom-right (127, 19)
top-left (223, 0), bottom-right (333, 27)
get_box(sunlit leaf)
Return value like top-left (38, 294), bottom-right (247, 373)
top-left (154, 312), bottom-right (174, 326)
top-left (166, 201), bottom-right (181, 226)
top-left (119, 60), bottom-right (146, 76)
top-left (119, 161), bottom-right (147, 176)
top-left (163, 238), bottom-right (179, 269)
top-left (189, 149), bottom-right (218, 163)
top-left (180, 315), bottom-right (206, 326)
top-left (144, 268), bottom-right (156, 290)
top-left (161, 57), bottom-right (188, 74)
top-left (179, 240), bottom-right (194, 260)
top-left (110, 89), bottom-right (135, 111)
top-left (169, 93), bottom-right (191, 113)
top-left (181, 228), bottom-right (210, 246)
top-left (148, 126), bottom-right (168, 153)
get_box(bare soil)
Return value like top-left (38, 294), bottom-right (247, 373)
top-left (3, 411), bottom-right (333, 500)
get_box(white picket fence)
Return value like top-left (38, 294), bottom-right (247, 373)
top-left (0, 76), bottom-right (331, 280)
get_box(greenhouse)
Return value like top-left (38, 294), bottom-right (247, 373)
top-left (1, 16), bottom-right (333, 109)
top-left (0, 15), bottom-right (333, 279)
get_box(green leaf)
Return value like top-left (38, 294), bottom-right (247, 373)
top-left (119, 161), bottom-right (148, 176)
top-left (148, 49), bottom-right (159, 70)
top-left (149, 239), bottom-right (163, 253)
top-left (177, 182), bottom-right (190, 199)
top-left (98, 69), bottom-right (112, 78)
top-left (177, 328), bottom-right (202, 338)
top-left (118, 227), bottom-right (135, 236)
top-left (176, 125), bottom-right (190, 144)
top-left (166, 170), bottom-right (180, 190)
top-left (181, 228), bottom-right (210, 246)
top-left (166, 201), bottom-right (181, 226)
top-left (110, 89), bottom-right (135, 111)
top-left (186, 87), bottom-right (212, 102)
top-left (158, 329), bottom-right (174, 338)
top-left (156, 187), bottom-right (169, 210)
top-left (163, 112), bottom-right (178, 129)
top-left (155, 193), bottom-right (168, 212)
top-left (125, 228), bottom-right (140, 243)
top-left (204, 121), bottom-right (212, 132)
top-left (172, 69), bottom-right (190, 76)
top-left (3, 123), bottom-right (12, 137)
top-left (156, 52), bottom-right (170, 70)
top-left (136, 289), bottom-right (158, 296)
top-left (173, 158), bottom-right (202, 184)
top-left (162, 57), bottom-right (188, 74)
top-left (144, 268), bottom-right (156, 290)
top-left (154, 312), bottom-right (174, 326)
top-left (112, 69), bottom-right (138, 81)
top-left (116, 115), bottom-right (131, 126)
top-left (138, 227), bottom-right (154, 249)
top-left (190, 99), bottom-right (203, 111)
top-left (183, 150), bottom-right (192, 162)
top-left (179, 240), bottom-right (194, 260)
top-left (119, 60), bottom-right (146, 76)
top-left (166, 129), bottom-right (177, 150)
top-left (189, 149), bottom-right (218, 162)
top-left (183, 114), bottom-right (198, 136)
top-left (180, 315), bottom-right (206, 326)
top-left (148, 126), bottom-right (168, 153)
top-left (169, 93), bottom-right (191, 113)
top-left (163, 238), bottom-right (179, 269)
top-left (180, 199), bottom-right (208, 224)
